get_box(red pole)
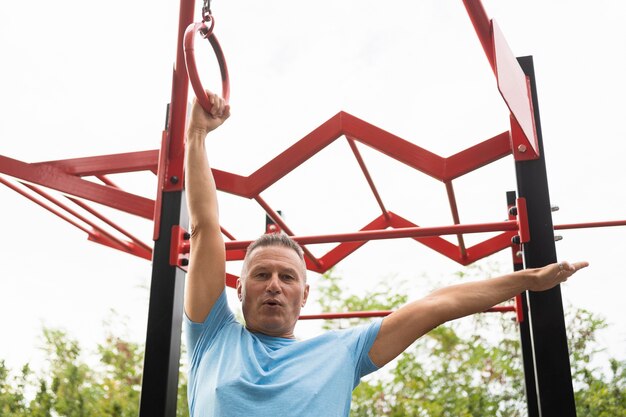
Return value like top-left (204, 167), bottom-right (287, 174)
top-left (445, 180), bottom-right (467, 259)
top-left (300, 311), bottom-right (392, 320)
top-left (254, 195), bottom-right (323, 269)
top-left (163, 1), bottom-right (195, 193)
top-left (461, 0), bottom-right (495, 73)
top-left (299, 305), bottom-right (515, 320)
top-left (225, 220), bottom-right (519, 250)
top-left (346, 136), bottom-right (390, 221)
top-left (0, 176), bottom-right (91, 234)
top-left (555, 220), bottom-right (626, 230)
top-left (67, 196), bottom-right (152, 253)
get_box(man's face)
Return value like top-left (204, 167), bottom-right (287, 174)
top-left (237, 245), bottom-right (309, 339)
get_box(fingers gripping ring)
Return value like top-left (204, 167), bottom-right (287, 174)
top-left (183, 17), bottom-right (230, 113)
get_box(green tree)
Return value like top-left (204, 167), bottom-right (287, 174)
top-left (0, 326), bottom-right (189, 417)
top-left (0, 361), bottom-right (30, 417)
top-left (568, 309), bottom-right (626, 416)
top-left (317, 268), bottom-right (626, 417)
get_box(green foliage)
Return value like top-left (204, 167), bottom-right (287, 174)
top-left (317, 268), bottom-right (408, 330)
top-left (568, 309), bottom-right (626, 416)
top-left (317, 268), bottom-right (626, 417)
top-left (0, 361), bottom-right (30, 417)
top-left (0, 325), bottom-right (189, 417)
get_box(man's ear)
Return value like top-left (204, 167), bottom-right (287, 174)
top-left (301, 284), bottom-right (310, 307)
top-left (236, 278), bottom-right (243, 301)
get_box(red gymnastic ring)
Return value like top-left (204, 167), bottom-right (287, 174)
top-left (183, 18), bottom-right (230, 113)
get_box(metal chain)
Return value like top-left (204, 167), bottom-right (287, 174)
top-left (202, 0), bottom-right (212, 22)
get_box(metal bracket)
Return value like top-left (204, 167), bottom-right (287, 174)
top-left (510, 197), bottom-right (530, 244)
top-left (170, 225), bottom-right (190, 269)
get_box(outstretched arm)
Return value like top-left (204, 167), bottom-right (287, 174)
top-left (368, 261), bottom-right (589, 367)
top-left (184, 93), bottom-right (231, 323)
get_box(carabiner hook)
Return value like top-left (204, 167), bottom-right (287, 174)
top-left (198, 17), bottom-right (215, 39)
top-left (202, 0), bottom-right (212, 22)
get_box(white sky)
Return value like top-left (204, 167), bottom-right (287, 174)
top-left (1, 0), bottom-right (625, 374)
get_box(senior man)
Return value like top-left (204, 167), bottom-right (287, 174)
top-left (183, 93), bottom-right (588, 417)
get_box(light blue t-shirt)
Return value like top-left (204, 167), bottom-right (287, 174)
top-left (184, 290), bottom-right (382, 417)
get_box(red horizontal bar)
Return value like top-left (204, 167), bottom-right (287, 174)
top-left (300, 311), bottom-right (392, 320)
top-left (225, 220), bottom-right (519, 250)
top-left (388, 213), bottom-right (468, 264)
top-left (313, 214), bottom-right (391, 273)
top-left (299, 305), bottom-right (515, 320)
top-left (555, 220), bottom-right (626, 230)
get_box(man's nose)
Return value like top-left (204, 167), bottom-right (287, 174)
top-left (266, 273), bottom-right (281, 293)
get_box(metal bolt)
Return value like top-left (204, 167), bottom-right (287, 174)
top-left (551, 205), bottom-right (560, 212)
top-left (515, 250), bottom-right (523, 258)
top-left (511, 235), bottom-right (521, 245)
top-left (554, 235), bottom-right (563, 242)
top-left (170, 176), bottom-right (179, 184)
top-left (183, 232), bottom-right (191, 240)
top-left (509, 206), bottom-right (518, 216)
top-left (517, 144), bottom-right (527, 153)
top-left (181, 258), bottom-right (189, 266)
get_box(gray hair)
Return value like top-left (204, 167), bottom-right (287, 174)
top-left (240, 233), bottom-right (307, 282)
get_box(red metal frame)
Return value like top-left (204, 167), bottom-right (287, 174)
top-left (1, 0), bottom-right (624, 323)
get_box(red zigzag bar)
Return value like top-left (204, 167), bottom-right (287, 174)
top-left (0, 111), bottom-right (514, 273)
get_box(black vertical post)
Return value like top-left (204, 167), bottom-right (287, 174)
top-left (139, 192), bottom-right (187, 417)
top-left (514, 56), bottom-right (577, 416)
top-left (139, 0), bottom-right (195, 414)
top-left (507, 190), bottom-right (540, 417)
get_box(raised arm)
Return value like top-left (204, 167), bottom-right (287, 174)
top-left (368, 261), bottom-right (589, 367)
top-left (184, 93), bottom-right (230, 323)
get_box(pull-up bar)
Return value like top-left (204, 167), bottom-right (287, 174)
top-left (555, 220), bottom-right (626, 230)
top-left (299, 305), bottom-right (516, 320)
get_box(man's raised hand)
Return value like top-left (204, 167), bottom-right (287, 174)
top-left (187, 91), bottom-right (231, 137)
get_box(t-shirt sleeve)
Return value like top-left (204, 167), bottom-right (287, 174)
top-left (183, 289), bottom-right (236, 368)
top-left (337, 318), bottom-right (383, 387)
